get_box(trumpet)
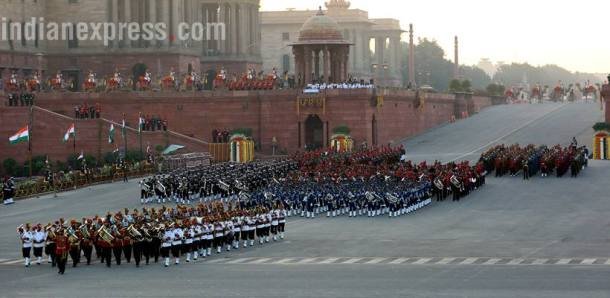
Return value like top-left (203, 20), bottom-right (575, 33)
top-left (16, 224), bottom-right (24, 232)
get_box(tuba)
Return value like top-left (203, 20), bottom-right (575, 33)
top-left (67, 227), bottom-right (79, 244)
top-left (79, 224), bottom-right (90, 238)
top-left (97, 226), bottom-right (115, 244)
top-left (433, 177), bottom-right (444, 190)
top-left (450, 175), bottom-right (462, 189)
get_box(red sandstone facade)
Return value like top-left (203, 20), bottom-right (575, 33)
top-left (0, 90), bottom-right (495, 164)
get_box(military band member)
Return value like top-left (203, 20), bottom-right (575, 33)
top-left (81, 220), bottom-right (94, 265)
top-left (183, 222), bottom-right (194, 262)
top-left (161, 225), bottom-right (172, 267)
top-left (122, 230), bottom-right (133, 263)
top-left (18, 224), bottom-right (33, 267)
top-left (232, 217), bottom-right (241, 249)
top-left (271, 211), bottom-right (279, 241)
top-left (55, 229), bottom-right (69, 275)
top-left (111, 230), bottom-right (123, 265)
top-left (214, 221), bottom-right (225, 253)
top-left (32, 224), bottom-right (45, 265)
top-left (278, 209), bottom-right (286, 239)
top-left (171, 224), bottom-right (183, 265)
top-left (68, 220), bottom-right (81, 267)
top-left (44, 224), bottom-right (57, 266)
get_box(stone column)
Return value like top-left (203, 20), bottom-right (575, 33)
top-left (112, 0), bottom-right (119, 48)
top-left (240, 3), bottom-right (249, 56)
top-left (352, 29), bottom-right (358, 73)
top-left (250, 4), bottom-right (256, 55)
top-left (217, 4), bottom-right (225, 54)
top-left (148, 0), bottom-right (157, 48)
top-left (124, 0), bottom-right (131, 48)
top-left (323, 46), bottom-right (330, 83)
top-left (159, 0), bottom-right (169, 48)
top-left (314, 49), bottom-right (320, 81)
top-left (304, 47), bottom-right (312, 85)
top-left (171, 0), bottom-right (181, 48)
top-left (231, 3), bottom-right (239, 55)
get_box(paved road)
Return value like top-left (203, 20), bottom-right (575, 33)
top-left (0, 102), bottom-right (608, 297)
top-left (402, 102), bottom-right (602, 163)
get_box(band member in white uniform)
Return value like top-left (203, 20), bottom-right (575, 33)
top-left (18, 224), bottom-right (33, 267)
top-left (160, 226), bottom-right (172, 267)
top-left (32, 224), bottom-right (46, 265)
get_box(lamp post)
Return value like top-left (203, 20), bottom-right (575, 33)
top-left (271, 137), bottom-right (278, 156)
top-left (383, 63), bottom-right (389, 87)
top-left (372, 63), bottom-right (378, 87)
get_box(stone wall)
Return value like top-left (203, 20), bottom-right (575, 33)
top-left (0, 89), bottom-right (498, 164)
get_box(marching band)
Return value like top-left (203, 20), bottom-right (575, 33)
top-left (17, 202), bottom-right (288, 274)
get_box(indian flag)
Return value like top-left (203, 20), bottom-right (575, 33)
top-left (63, 123), bottom-right (75, 143)
top-left (9, 126), bottom-right (29, 145)
top-left (109, 124), bottom-right (115, 144)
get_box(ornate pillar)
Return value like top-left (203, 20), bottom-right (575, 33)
top-left (304, 46), bottom-right (312, 85)
top-left (314, 49), bottom-right (320, 81)
top-left (323, 46), bottom-right (330, 83)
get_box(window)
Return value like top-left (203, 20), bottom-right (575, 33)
top-left (21, 22), bottom-right (26, 47)
top-left (282, 32), bottom-right (290, 41)
top-left (282, 55), bottom-right (290, 74)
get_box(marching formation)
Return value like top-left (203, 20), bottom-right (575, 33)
top-left (18, 145), bottom-right (492, 275)
top-left (479, 142), bottom-right (588, 179)
top-left (17, 200), bottom-right (288, 274)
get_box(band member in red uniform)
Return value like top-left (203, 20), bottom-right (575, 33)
top-left (55, 229), bottom-right (69, 275)
top-left (68, 220), bottom-right (81, 267)
top-left (122, 229), bottom-right (133, 263)
top-left (81, 220), bottom-right (94, 265)
top-left (112, 230), bottom-right (123, 265)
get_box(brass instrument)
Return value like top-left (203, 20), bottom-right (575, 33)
top-left (433, 177), bottom-right (444, 190)
top-left (67, 227), bottom-right (79, 244)
top-left (97, 226), bottom-right (115, 244)
top-left (218, 180), bottom-right (230, 192)
top-left (386, 193), bottom-right (400, 204)
top-left (79, 224), bottom-right (90, 238)
top-left (127, 224), bottom-right (143, 241)
top-left (16, 224), bottom-right (24, 232)
top-left (44, 224), bottom-right (56, 239)
top-left (365, 191), bottom-right (377, 203)
top-left (450, 175), bottom-right (462, 189)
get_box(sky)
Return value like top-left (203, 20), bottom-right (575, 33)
top-left (261, 0), bottom-right (608, 74)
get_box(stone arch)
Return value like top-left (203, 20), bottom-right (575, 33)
top-left (305, 114), bottom-right (324, 151)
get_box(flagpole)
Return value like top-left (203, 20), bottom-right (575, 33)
top-left (28, 105), bottom-right (33, 177)
top-left (139, 113), bottom-right (143, 158)
top-left (123, 113), bottom-right (127, 161)
top-left (73, 120), bottom-right (77, 155)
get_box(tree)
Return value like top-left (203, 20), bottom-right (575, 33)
top-left (461, 80), bottom-right (472, 92)
top-left (402, 38), bottom-right (490, 92)
top-left (449, 79), bottom-right (463, 92)
top-left (2, 158), bottom-right (18, 176)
